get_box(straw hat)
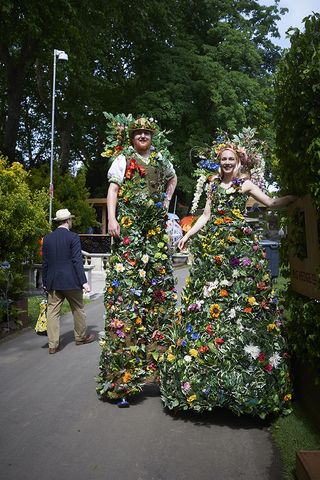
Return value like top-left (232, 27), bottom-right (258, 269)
top-left (53, 209), bottom-right (74, 221)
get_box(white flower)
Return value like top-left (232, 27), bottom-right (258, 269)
top-left (184, 355), bottom-right (192, 363)
top-left (269, 353), bottom-right (281, 368)
top-left (141, 254), bottom-right (149, 264)
top-left (190, 174), bottom-right (207, 214)
top-left (244, 344), bottom-right (260, 359)
top-left (232, 270), bottom-right (240, 278)
top-left (229, 308), bottom-right (236, 319)
top-left (203, 280), bottom-right (219, 297)
top-left (221, 279), bottom-right (233, 287)
top-left (138, 269), bottom-right (146, 278)
top-left (115, 263), bottom-right (125, 272)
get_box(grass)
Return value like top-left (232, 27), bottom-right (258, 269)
top-left (270, 402), bottom-right (320, 479)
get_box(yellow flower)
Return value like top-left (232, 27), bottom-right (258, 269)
top-left (147, 229), bottom-right (156, 237)
top-left (210, 303), bottom-right (222, 318)
top-left (107, 287), bottom-right (113, 294)
top-left (214, 218), bottom-right (224, 225)
top-left (247, 296), bottom-right (257, 305)
top-left (135, 317), bottom-right (142, 325)
top-left (156, 226), bottom-right (161, 233)
top-left (120, 216), bottom-right (132, 228)
top-left (187, 394), bottom-right (197, 403)
top-left (167, 353), bottom-right (175, 362)
top-left (267, 323), bottom-right (276, 332)
top-left (189, 348), bottom-right (198, 357)
top-left (231, 208), bottom-right (244, 219)
top-left (283, 393), bottom-right (292, 402)
top-left (101, 148), bottom-right (113, 157)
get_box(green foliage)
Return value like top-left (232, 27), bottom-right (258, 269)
top-left (273, 13), bottom-right (320, 377)
top-left (27, 163), bottom-right (97, 233)
top-left (0, 156), bottom-right (49, 265)
top-left (0, 155), bottom-right (48, 326)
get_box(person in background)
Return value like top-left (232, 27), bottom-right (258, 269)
top-left (42, 208), bottom-right (95, 354)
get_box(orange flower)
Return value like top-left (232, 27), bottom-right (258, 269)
top-left (135, 317), bottom-right (142, 325)
top-left (223, 216), bottom-right (233, 223)
top-left (214, 255), bottom-right (223, 265)
top-left (107, 287), bottom-right (113, 294)
top-left (244, 307), bottom-right (252, 313)
top-left (227, 236), bottom-right (236, 243)
top-left (122, 372), bottom-right (132, 383)
top-left (214, 218), bottom-right (224, 225)
top-left (219, 289), bottom-right (228, 297)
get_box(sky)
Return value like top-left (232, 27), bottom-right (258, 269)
top-left (259, 0), bottom-right (320, 48)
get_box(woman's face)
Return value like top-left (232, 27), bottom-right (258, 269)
top-left (132, 129), bottom-right (152, 153)
top-left (220, 149), bottom-right (238, 175)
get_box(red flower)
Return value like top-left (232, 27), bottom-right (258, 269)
top-left (257, 281), bottom-right (268, 291)
top-left (264, 364), bottom-right (273, 372)
top-left (114, 145), bottom-right (123, 152)
top-left (258, 352), bottom-right (266, 362)
top-left (198, 345), bottom-right (209, 353)
top-left (215, 337), bottom-right (224, 346)
top-left (206, 324), bottom-right (214, 335)
top-left (153, 290), bottom-right (165, 303)
top-left (123, 236), bottom-right (131, 245)
top-left (152, 330), bottom-right (164, 341)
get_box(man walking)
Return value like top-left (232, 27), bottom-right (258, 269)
top-left (42, 208), bottom-right (95, 354)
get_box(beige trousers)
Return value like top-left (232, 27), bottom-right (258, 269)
top-left (47, 290), bottom-right (87, 349)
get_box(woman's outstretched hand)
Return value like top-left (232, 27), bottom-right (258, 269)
top-left (178, 235), bottom-right (189, 251)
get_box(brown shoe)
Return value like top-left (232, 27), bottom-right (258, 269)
top-left (49, 347), bottom-right (60, 354)
top-left (75, 333), bottom-right (95, 345)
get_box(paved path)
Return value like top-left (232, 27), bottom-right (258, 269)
top-left (0, 267), bottom-right (282, 480)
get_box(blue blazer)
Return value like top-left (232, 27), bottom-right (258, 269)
top-left (42, 227), bottom-right (87, 291)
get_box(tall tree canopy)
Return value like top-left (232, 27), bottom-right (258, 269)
top-left (0, 0), bottom-right (286, 200)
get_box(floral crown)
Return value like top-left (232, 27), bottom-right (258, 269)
top-left (128, 117), bottom-right (159, 134)
top-left (190, 127), bottom-right (266, 213)
top-left (214, 142), bottom-right (248, 165)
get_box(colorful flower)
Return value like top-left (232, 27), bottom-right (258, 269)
top-left (210, 304), bottom-right (222, 318)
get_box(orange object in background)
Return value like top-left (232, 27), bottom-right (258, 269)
top-left (180, 216), bottom-right (196, 232)
top-left (39, 237), bottom-right (44, 256)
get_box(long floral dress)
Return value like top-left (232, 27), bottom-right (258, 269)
top-left (160, 177), bottom-right (292, 418)
top-left (96, 150), bottom-right (177, 400)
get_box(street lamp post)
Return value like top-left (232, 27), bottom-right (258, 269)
top-left (49, 49), bottom-right (68, 223)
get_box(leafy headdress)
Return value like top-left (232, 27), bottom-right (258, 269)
top-left (190, 127), bottom-right (266, 213)
top-left (101, 113), bottom-right (172, 164)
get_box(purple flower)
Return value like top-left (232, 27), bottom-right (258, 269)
top-left (151, 278), bottom-right (158, 286)
top-left (155, 202), bottom-right (162, 208)
top-left (112, 280), bottom-right (120, 287)
top-left (116, 329), bottom-right (125, 338)
top-left (191, 333), bottom-right (199, 340)
top-left (230, 257), bottom-right (240, 267)
top-left (181, 339), bottom-right (187, 347)
top-left (242, 257), bottom-right (252, 266)
top-left (186, 324), bottom-right (193, 333)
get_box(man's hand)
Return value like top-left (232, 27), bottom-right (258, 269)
top-left (82, 282), bottom-right (91, 293)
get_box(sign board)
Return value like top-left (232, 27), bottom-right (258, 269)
top-left (288, 195), bottom-right (320, 300)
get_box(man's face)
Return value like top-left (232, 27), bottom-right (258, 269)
top-left (132, 129), bottom-right (152, 153)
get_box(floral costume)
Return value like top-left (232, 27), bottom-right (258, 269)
top-left (96, 149), bottom-right (177, 400)
top-left (160, 177), bottom-right (292, 418)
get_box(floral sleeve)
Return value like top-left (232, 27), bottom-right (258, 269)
top-left (107, 154), bottom-right (126, 185)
